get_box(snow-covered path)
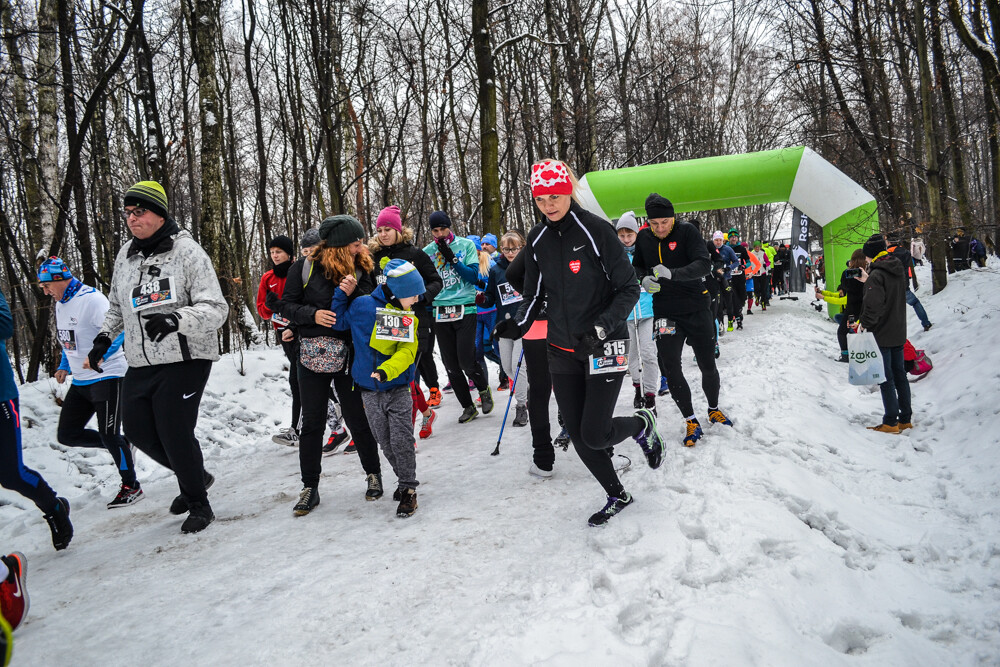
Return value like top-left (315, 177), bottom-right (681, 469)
top-left (3, 263), bottom-right (998, 665)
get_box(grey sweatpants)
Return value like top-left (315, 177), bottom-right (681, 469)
top-left (627, 317), bottom-right (659, 395)
top-left (361, 386), bottom-right (418, 490)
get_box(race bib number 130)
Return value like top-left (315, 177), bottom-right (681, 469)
top-left (130, 277), bottom-right (177, 312)
top-left (589, 338), bottom-right (629, 375)
top-left (375, 308), bottom-right (415, 343)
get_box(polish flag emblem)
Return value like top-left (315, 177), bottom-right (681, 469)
top-left (569, 260), bottom-right (581, 274)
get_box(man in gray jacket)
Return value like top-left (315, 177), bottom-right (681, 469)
top-left (90, 181), bottom-right (227, 533)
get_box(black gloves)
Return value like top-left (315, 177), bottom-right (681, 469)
top-left (436, 237), bottom-right (457, 264)
top-left (493, 318), bottom-right (522, 340)
top-left (265, 290), bottom-right (281, 310)
top-left (372, 368), bottom-right (388, 382)
top-left (143, 313), bottom-right (180, 342)
top-left (88, 334), bottom-right (112, 373)
top-left (576, 326), bottom-right (606, 356)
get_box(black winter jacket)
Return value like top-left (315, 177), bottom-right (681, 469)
top-left (370, 241), bottom-right (443, 328)
top-left (837, 268), bottom-right (865, 318)
top-left (277, 257), bottom-right (374, 340)
top-left (631, 221), bottom-right (712, 316)
top-left (514, 202), bottom-right (638, 349)
top-left (480, 255), bottom-right (524, 324)
top-left (860, 254), bottom-right (907, 347)
top-left (504, 246), bottom-right (546, 320)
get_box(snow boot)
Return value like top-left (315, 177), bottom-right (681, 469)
top-left (868, 423), bottom-right (900, 434)
top-left (708, 408), bottom-right (733, 427)
top-left (107, 483), bottom-right (144, 509)
top-left (897, 422), bottom-right (913, 431)
top-left (396, 488), bottom-right (418, 518)
top-left (458, 404), bottom-right (479, 424)
top-left (513, 404), bottom-right (529, 427)
top-left (170, 472), bottom-right (215, 515)
top-left (479, 387), bottom-right (495, 414)
top-left (293, 487), bottom-right (320, 516)
top-left (632, 383), bottom-right (643, 409)
top-left (634, 408), bottom-right (665, 469)
top-left (588, 493), bottom-right (634, 527)
top-left (683, 419), bottom-right (703, 447)
top-left (181, 502), bottom-right (215, 533)
top-left (365, 473), bottom-right (383, 501)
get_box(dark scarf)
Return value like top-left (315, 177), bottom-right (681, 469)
top-left (128, 217), bottom-right (180, 258)
top-left (272, 259), bottom-right (292, 279)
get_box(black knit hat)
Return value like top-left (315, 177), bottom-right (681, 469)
top-left (318, 215), bottom-right (365, 247)
top-left (862, 233), bottom-right (887, 259)
top-left (268, 235), bottom-right (294, 257)
top-left (300, 228), bottom-right (321, 248)
top-left (644, 193), bottom-right (675, 219)
top-left (429, 211), bottom-right (452, 229)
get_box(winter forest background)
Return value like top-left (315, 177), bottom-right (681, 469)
top-left (1, 0), bottom-right (997, 381)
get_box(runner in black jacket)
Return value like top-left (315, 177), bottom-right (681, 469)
top-left (726, 230), bottom-right (751, 328)
top-left (494, 159), bottom-right (666, 527)
top-left (631, 194), bottom-right (734, 447)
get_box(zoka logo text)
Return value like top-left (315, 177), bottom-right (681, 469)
top-left (851, 350), bottom-right (878, 362)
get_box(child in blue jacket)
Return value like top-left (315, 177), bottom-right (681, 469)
top-left (332, 259), bottom-right (425, 517)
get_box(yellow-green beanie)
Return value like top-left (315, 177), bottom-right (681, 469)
top-left (124, 181), bottom-right (169, 219)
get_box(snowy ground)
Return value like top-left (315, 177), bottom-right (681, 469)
top-left (2, 261), bottom-right (999, 666)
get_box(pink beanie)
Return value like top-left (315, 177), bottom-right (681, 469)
top-left (376, 205), bottom-right (403, 234)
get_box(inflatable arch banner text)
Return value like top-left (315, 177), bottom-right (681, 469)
top-left (574, 146), bottom-right (879, 315)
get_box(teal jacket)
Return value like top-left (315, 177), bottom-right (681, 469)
top-left (423, 236), bottom-right (481, 308)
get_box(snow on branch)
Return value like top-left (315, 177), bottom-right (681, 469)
top-left (493, 33), bottom-right (568, 55)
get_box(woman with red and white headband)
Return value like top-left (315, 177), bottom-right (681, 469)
top-left (493, 159), bottom-right (667, 526)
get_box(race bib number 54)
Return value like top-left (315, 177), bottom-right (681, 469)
top-left (130, 277), bottom-right (177, 312)
top-left (589, 338), bottom-right (629, 375)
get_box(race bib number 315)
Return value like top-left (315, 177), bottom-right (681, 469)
top-left (589, 338), bottom-right (629, 375)
top-left (375, 308), bottom-right (415, 343)
top-left (131, 277), bottom-right (177, 312)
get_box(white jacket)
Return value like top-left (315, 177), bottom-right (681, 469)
top-left (57, 284), bottom-right (128, 381)
top-left (101, 229), bottom-right (228, 367)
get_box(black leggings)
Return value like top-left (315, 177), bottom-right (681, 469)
top-left (280, 338), bottom-right (301, 430)
top-left (549, 346), bottom-right (642, 498)
top-left (297, 362), bottom-right (380, 488)
top-left (415, 324), bottom-right (439, 390)
top-left (522, 337), bottom-right (554, 469)
top-left (0, 398), bottom-right (59, 513)
top-left (730, 275), bottom-right (746, 319)
top-left (655, 309), bottom-right (721, 418)
top-left (58, 379), bottom-right (136, 487)
top-left (434, 311), bottom-right (487, 408)
top-left (122, 360), bottom-right (212, 505)
top-left (754, 275), bottom-right (770, 305)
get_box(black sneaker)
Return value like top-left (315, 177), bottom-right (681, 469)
top-left (392, 487), bottom-right (403, 502)
top-left (634, 408), bottom-right (665, 469)
top-left (343, 440), bottom-right (357, 454)
top-left (170, 472), bottom-right (215, 515)
top-left (923, 323), bottom-right (933, 332)
top-left (107, 483), bottom-right (144, 509)
top-left (293, 487), bottom-right (320, 516)
top-left (365, 473), bottom-right (383, 501)
top-left (323, 429), bottom-right (350, 454)
top-left (458, 405), bottom-right (479, 424)
top-left (643, 393), bottom-right (657, 417)
top-left (181, 502), bottom-right (215, 533)
top-left (396, 488), bottom-right (418, 518)
top-left (43, 497), bottom-right (73, 551)
top-left (588, 493), bottom-right (634, 526)
top-left (736, 318), bottom-right (744, 330)
top-left (836, 354), bottom-right (849, 363)
top-left (632, 384), bottom-right (643, 409)
top-left (479, 387), bottom-right (494, 414)
top-left (554, 426), bottom-right (570, 450)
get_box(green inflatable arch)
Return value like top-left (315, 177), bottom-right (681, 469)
top-left (574, 146), bottom-right (879, 303)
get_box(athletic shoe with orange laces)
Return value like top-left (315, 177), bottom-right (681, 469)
top-left (427, 388), bottom-right (443, 406)
top-left (683, 419), bottom-right (703, 447)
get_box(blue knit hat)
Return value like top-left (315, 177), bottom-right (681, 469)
top-left (38, 256), bottom-right (73, 282)
top-left (383, 259), bottom-right (425, 299)
top-left (467, 235), bottom-right (482, 251)
top-left (481, 233), bottom-right (498, 248)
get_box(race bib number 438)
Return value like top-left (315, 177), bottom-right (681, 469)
top-left (589, 338), bottom-right (629, 375)
top-left (131, 277), bottom-right (177, 312)
top-left (375, 308), bottom-right (415, 343)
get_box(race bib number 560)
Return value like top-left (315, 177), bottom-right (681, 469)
top-left (130, 277), bottom-right (177, 312)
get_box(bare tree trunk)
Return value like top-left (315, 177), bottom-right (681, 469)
top-left (36, 0), bottom-right (60, 258)
top-left (243, 0), bottom-right (272, 241)
top-left (472, 0), bottom-right (501, 236)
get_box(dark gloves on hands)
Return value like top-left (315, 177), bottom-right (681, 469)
top-left (493, 317), bottom-right (522, 340)
top-left (436, 238), bottom-right (457, 264)
top-left (576, 326), bottom-right (606, 356)
top-left (265, 290), bottom-right (280, 310)
top-left (88, 334), bottom-right (112, 373)
top-left (372, 368), bottom-right (388, 382)
top-left (142, 313), bottom-right (180, 343)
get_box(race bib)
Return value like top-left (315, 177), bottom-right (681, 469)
top-left (271, 313), bottom-right (290, 328)
top-left (57, 328), bottom-right (76, 351)
top-left (497, 282), bottom-right (522, 306)
top-left (375, 308), bottom-right (415, 343)
top-left (654, 318), bottom-right (676, 337)
top-left (435, 305), bottom-right (464, 323)
top-left (130, 277), bottom-right (177, 312)
top-left (589, 338), bottom-right (629, 375)
top-left (376, 273), bottom-right (387, 285)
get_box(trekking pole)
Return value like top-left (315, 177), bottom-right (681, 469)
top-left (492, 349), bottom-right (524, 456)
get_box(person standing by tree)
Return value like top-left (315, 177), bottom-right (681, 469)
top-left (92, 181), bottom-right (227, 533)
top-left (631, 194), bottom-right (734, 447)
top-left (494, 160), bottom-right (665, 526)
top-left (38, 257), bottom-right (141, 508)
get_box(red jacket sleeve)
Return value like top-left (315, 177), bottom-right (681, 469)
top-left (256, 271), bottom-right (273, 321)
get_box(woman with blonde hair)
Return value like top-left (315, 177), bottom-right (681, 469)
top-left (273, 214), bottom-right (384, 515)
